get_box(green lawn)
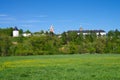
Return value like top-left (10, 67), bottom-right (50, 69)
top-left (0, 54), bottom-right (120, 80)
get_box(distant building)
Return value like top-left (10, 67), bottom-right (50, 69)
top-left (13, 27), bottom-right (19, 37)
top-left (22, 33), bottom-right (31, 37)
top-left (67, 29), bottom-right (106, 36)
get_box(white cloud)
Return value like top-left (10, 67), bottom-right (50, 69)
top-left (25, 20), bottom-right (47, 23)
top-left (0, 14), bottom-right (16, 23)
top-left (34, 15), bottom-right (48, 18)
top-left (21, 24), bottom-right (33, 27)
top-left (0, 21), bottom-right (11, 24)
top-left (0, 17), bottom-right (16, 23)
top-left (0, 14), bottom-right (8, 17)
top-left (58, 20), bottom-right (72, 22)
top-left (0, 18), bottom-right (16, 20)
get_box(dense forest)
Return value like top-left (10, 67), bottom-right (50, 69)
top-left (0, 27), bottom-right (120, 56)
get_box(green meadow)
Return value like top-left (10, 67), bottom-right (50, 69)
top-left (0, 54), bottom-right (120, 80)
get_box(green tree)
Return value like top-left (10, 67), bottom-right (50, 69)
top-left (67, 31), bottom-right (77, 42)
top-left (25, 30), bottom-right (31, 33)
top-left (0, 27), bottom-right (13, 36)
top-left (61, 32), bottom-right (68, 44)
top-left (75, 33), bottom-right (84, 45)
top-left (68, 42), bottom-right (78, 54)
top-left (0, 36), bottom-right (11, 56)
top-left (95, 37), bottom-right (106, 53)
top-left (19, 29), bottom-right (23, 35)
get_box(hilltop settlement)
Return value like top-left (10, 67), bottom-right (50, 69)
top-left (0, 26), bottom-right (120, 56)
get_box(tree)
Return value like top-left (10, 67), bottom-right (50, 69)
top-left (0, 36), bottom-right (11, 56)
top-left (0, 27), bottom-right (13, 36)
top-left (75, 33), bottom-right (84, 45)
top-left (95, 37), bottom-right (106, 53)
top-left (25, 30), bottom-right (31, 33)
top-left (68, 42), bottom-right (78, 54)
top-left (19, 29), bottom-right (23, 35)
top-left (67, 31), bottom-right (78, 42)
top-left (61, 32), bottom-right (68, 44)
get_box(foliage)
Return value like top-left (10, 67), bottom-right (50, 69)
top-left (0, 27), bottom-right (13, 36)
top-left (0, 36), bottom-right (11, 56)
top-left (0, 27), bottom-right (120, 56)
top-left (25, 30), bottom-right (31, 33)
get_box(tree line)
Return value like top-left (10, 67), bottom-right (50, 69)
top-left (0, 28), bottom-right (120, 56)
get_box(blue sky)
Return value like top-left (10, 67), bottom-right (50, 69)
top-left (0, 0), bottom-right (120, 33)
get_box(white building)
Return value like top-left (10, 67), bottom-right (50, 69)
top-left (68, 29), bottom-right (106, 36)
top-left (22, 33), bottom-right (31, 37)
top-left (13, 27), bottom-right (19, 37)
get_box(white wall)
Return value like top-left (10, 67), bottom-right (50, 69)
top-left (13, 30), bottom-right (19, 37)
top-left (96, 32), bottom-right (106, 36)
top-left (100, 32), bottom-right (106, 36)
top-left (23, 33), bottom-right (31, 37)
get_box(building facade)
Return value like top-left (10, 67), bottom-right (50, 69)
top-left (68, 29), bottom-right (106, 36)
top-left (13, 27), bottom-right (19, 37)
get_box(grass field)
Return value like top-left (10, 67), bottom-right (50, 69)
top-left (0, 54), bottom-right (120, 80)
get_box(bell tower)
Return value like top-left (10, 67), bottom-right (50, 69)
top-left (50, 25), bottom-right (54, 33)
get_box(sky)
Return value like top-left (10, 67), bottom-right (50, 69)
top-left (0, 0), bottom-right (120, 33)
